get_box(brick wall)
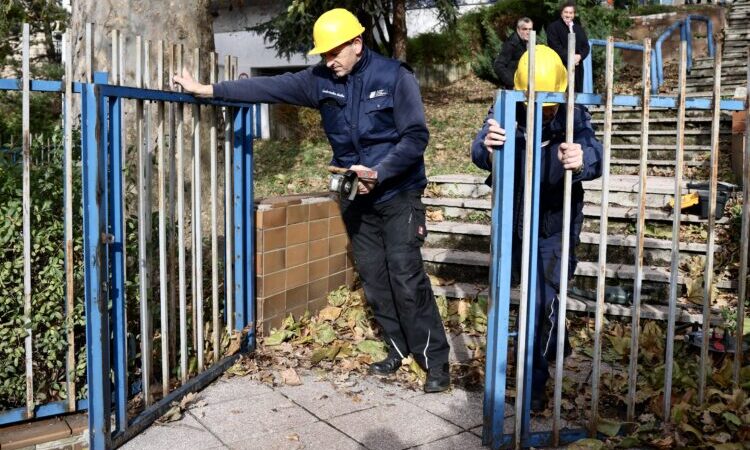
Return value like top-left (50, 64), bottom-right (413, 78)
top-left (255, 194), bottom-right (355, 335)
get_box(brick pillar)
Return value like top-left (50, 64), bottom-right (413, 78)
top-left (255, 195), bottom-right (355, 336)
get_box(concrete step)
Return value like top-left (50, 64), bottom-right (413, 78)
top-left (422, 196), bottom-right (729, 225)
top-left (428, 174), bottom-right (733, 210)
top-left (421, 247), bottom-right (734, 292)
top-left (425, 221), bottom-right (712, 266)
top-left (431, 282), bottom-right (719, 324)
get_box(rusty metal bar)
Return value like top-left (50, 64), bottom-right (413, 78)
top-left (136, 35), bottom-right (152, 406)
top-left (627, 38), bottom-right (651, 420)
top-left (734, 50), bottom-right (750, 386)
top-left (589, 37), bottom-right (614, 436)
top-left (514, 31), bottom-right (536, 449)
top-left (157, 40), bottom-right (169, 399)
top-left (209, 52), bottom-right (220, 363)
top-left (224, 55), bottom-right (234, 334)
top-left (22, 22), bottom-right (34, 420)
top-left (193, 48), bottom-right (205, 372)
top-left (664, 41), bottom-right (688, 420)
top-left (175, 44), bottom-right (188, 384)
top-left (700, 38), bottom-right (723, 405)
top-left (63, 30), bottom-right (76, 413)
top-left (168, 44), bottom-right (178, 370)
top-left (552, 32), bottom-right (576, 446)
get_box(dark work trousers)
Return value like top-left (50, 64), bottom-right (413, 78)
top-left (513, 231), bottom-right (576, 393)
top-left (339, 189), bottom-right (450, 370)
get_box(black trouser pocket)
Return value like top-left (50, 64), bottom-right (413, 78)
top-left (408, 194), bottom-right (427, 246)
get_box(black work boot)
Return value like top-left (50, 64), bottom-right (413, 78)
top-left (424, 363), bottom-right (451, 393)
top-left (369, 354), bottom-right (402, 375)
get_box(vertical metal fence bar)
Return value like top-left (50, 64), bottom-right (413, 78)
top-left (734, 50), bottom-right (750, 386)
top-left (110, 97), bottom-right (128, 434)
top-left (63, 30), bottom-right (76, 414)
top-left (157, 40), bottom-right (170, 398)
top-left (552, 33), bottom-right (576, 446)
top-left (21, 22), bottom-right (34, 421)
top-left (483, 90), bottom-right (519, 450)
top-left (83, 69), bottom-right (113, 450)
top-left (627, 38), bottom-right (651, 421)
top-left (589, 37), bottom-right (614, 436)
top-left (210, 52), bottom-right (220, 363)
top-left (699, 38), bottom-right (723, 406)
top-left (515, 32), bottom-right (536, 449)
top-left (224, 55), bottom-right (234, 334)
top-left (664, 41), bottom-right (688, 421)
top-left (136, 35), bottom-right (152, 406)
top-left (233, 108), bottom-right (246, 332)
top-left (108, 32), bottom-right (128, 433)
top-left (168, 44), bottom-right (178, 370)
top-left (175, 44), bottom-right (188, 384)
top-left (193, 48), bottom-right (205, 371)
top-left (243, 107), bottom-right (256, 350)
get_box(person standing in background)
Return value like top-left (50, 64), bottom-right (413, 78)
top-left (546, 1), bottom-right (590, 93)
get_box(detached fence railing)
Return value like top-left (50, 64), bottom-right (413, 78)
top-left (583, 15), bottom-right (715, 94)
top-left (484, 33), bottom-right (749, 448)
top-left (0, 23), bottom-right (262, 449)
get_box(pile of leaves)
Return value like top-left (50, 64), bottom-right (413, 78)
top-left (225, 285), bottom-right (488, 392)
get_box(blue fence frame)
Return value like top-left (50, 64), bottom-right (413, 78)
top-left (482, 90), bottom-right (744, 449)
top-left (583, 15), bottom-right (714, 95)
top-left (0, 73), bottom-right (262, 449)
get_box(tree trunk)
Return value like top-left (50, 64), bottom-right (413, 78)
top-left (69, 0), bottom-right (214, 86)
top-left (391, 0), bottom-right (407, 61)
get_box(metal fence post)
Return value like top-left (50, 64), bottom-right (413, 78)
top-left (243, 107), bottom-right (256, 351)
top-left (482, 89), bottom-right (519, 450)
top-left (233, 108), bottom-right (246, 333)
top-left (82, 71), bottom-right (112, 450)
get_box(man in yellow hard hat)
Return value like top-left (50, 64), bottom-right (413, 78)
top-left (470, 45), bottom-right (603, 411)
top-left (174, 8), bottom-right (451, 393)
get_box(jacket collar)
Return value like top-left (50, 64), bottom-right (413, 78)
top-left (350, 46), bottom-right (372, 76)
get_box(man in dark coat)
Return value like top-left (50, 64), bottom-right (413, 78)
top-left (174, 8), bottom-right (451, 393)
top-left (493, 17), bottom-right (534, 89)
top-left (546, 1), bottom-right (590, 92)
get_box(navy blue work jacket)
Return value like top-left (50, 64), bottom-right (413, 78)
top-left (470, 104), bottom-right (603, 239)
top-left (212, 47), bottom-right (429, 203)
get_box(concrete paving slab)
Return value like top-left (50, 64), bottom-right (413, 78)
top-left (448, 332), bottom-right (483, 363)
top-left (329, 399), bottom-right (461, 450)
top-left (190, 392), bottom-right (318, 443)
top-left (415, 431), bottom-right (484, 449)
top-left (227, 421), bottom-right (364, 450)
top-left (198, 376), bottom-right (274, 405)
top-left (120, 412), bottom-right (225, 450)
top-left (357, 374), bottom-right (425, 400)
top-left (277, 375), bottom-right (380, 420)
top-left (406, 388), bottom-right (483, 429)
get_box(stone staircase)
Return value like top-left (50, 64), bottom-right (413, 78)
top-left (687, 0), bottom-right (749, 96)
top-left (420, 2), bottom-right (748, 322)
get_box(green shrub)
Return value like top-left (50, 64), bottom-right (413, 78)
top-left (0, 127), bottom-right (86, 410)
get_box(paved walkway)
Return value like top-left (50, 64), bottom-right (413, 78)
top-left (120, 331), bottom-right (586, 450)
top-left (121, 371), bottom-right (486, 450)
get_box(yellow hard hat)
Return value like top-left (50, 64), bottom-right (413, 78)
top-left (514, 45), bottom-right (568, 105)
top-left (308, 9), bottom-right (365, 55)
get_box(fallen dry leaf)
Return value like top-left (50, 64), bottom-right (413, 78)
top-left (280, 368), bottom-right (303, 386)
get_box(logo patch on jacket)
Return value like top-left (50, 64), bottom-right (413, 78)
top-left (368, 89), bottom-right (389, 99)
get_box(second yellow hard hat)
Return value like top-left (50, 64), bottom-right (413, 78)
top-left (514, 45), bottom-right (568, 96)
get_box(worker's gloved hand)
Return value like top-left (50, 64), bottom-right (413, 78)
top-left (557, 142), bottom-right (583, 172)
top-left (172, 68), bottom-right (213, 97)
top-left (483, 118), bottom-right (507, 161)
top-left (349, 164), bottom-right (378, 195)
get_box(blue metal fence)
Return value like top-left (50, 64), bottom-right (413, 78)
top-left (583, 15), bottom-right (715, 94)
top-left (482, 88), bottom-right (745, 449)
top-left (0, 59), bottom-right (261, 450)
